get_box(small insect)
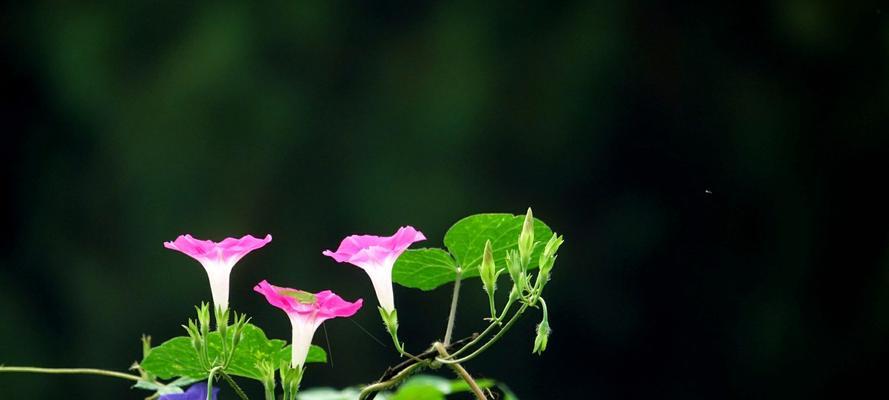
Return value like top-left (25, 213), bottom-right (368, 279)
top-left (704, 189), bottom-right (712, 194)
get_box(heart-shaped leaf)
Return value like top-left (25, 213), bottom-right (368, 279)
top-left (393, 213), bottom-right (552, 290)
top-left (141, 323), bottom-right (326, 381)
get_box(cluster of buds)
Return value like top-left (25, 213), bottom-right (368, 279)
top-left (479, 208), bottom-right (563, 356)
top-left (279, 363), bottom-right (303, 400)
top-left (182, 303), bottom-right (249, 371)
top-left (506, 208), bottom-right (540, 297)
top-left (183, 303), bottom-right (213, 370)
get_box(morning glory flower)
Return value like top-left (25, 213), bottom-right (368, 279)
top-left (164, 234), bottom-right (272, 310)
top-left (254, 280), bottom-right (363, 368)
top-left (321, 226), bottom-right (425, 313)
top-left (159, 383), bottom-right (218, 400)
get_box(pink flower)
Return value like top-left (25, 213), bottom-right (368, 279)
top-left (164, 234), bottom-right (272, 310)
top-left (254, 280), bottom-right (363, 368)
top-left (322, 226), bottom-right (425, 313)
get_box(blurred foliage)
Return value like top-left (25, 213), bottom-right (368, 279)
top-left (296, 374), bottom-right (515, 400)
top-left (1, 1), bottom-right (888, 399)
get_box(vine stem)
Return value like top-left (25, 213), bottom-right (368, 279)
top-left (0, 366), bottom-right (141, 382)
top-left (433, 342), bottom-right (486, 400)
top-left (358, 361), bottom-right (426, 400)
top-left (207, 367), bottom-right (222, 400)
top-left (487, 293), bottom-right (497, 321)
top-left (449, 294), bottom-right (517, 359)
top-left (220, 371), bottom-right (250, 400)
top-left (437, 302), bottom-right (529, 365)
top-left (444, 267), bottom-right (463, 346)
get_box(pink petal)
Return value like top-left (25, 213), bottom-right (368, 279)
top-left (164, 234), bottom-right (272, 265)
top-left (315, 290), bottom-right (364, 319)
top-left (254, 280), bottom-right (363, 321)
top-left (163, 234), bottom-right (217, 260)
top-left (322, 226), bottom-right (426, 265)
top-left (218, 234), bottom-right (274, 260)
top-left (254, 280), bottom-right (299, 314)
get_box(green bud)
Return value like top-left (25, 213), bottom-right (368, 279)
top-left (141, 335), bottom-right (152, 359)
top-left (216, 309), bottom-right (229, 339)
top-left (538, 233), bottom-right (564, 279)
top-left (231, 312), bottom-right (248, 349)
top-left (533, 318), bottom-right (550, 355)
top-left (197, 303), bottom-right (211, 338)
top-left (541, 233), bottom-right (563, 262)
top-left (480, 240), bottom-right (497, 295)
top-left (184, 320), bottom-right (200, 343)
top-left (517, 208), bottom-right (535, 266)
top-left (506, 249), bottom-right (525, 293)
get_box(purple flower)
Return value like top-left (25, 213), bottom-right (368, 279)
top-left (159, 383), bottom-right (219, 400)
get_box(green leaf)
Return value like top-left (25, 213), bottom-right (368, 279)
top-left (133, 380), bottom-right (184, 395)
top-left (392, 248), bottom-right (457, 290)
top-left (449, 378), bottom-right (495, 393)
top-left (295, 387), bottom-right (362, 400)
top-left (391, 385), bottom-right (445, 400)
top-left (141, 323), bottom-right (326, 381)
top-left (393, 213), bottom-right (552, 290)
top-left (399, 375), bottom-right (451, 394)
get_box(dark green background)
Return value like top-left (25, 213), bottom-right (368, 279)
top-left (2, 1), bottom-right (888, 399)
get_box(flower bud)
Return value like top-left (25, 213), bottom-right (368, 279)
top-left (533, 317), bottom-right (550, 355)
top-left (197, 303), bottom-right (211, 339)
top-left (480, 240), bottom-right (498, 295)
top-left (216, 307), bottom-right (229, 339)
top-left (230, 312), bottom-right (248, 349)
top-left (538, 233), bottom-right (564, 277)
top-left (185, 320), bottom-right (201, 350)
top-left (517, 208), bottom-right (535, 266)
top-left (506, 249), bottom-right (525, 293)
top-left (141, 335), bottom-right (152, 359)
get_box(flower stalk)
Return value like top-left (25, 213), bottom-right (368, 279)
top-left (323, 226), bottom-right (426, 353)
top-left (443, 267), bottom-right (462, 346)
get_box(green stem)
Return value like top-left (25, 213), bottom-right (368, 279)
top-left (487, 292), bottom-right (497, 321)
top-left (207, 367), bottom-right (221, 400)
top-left (433, 343), bottom-right (486, 400)
top-left (448, 293), bottom-right (518, 359)
top-left (539, 297), bottom-right (549, 322)
top-left (444, 267), bottom-right (463, 346)
top-left (220, 371), bottom-right (250, 400)
top-left (263, 379), bottom-right (275, 400)
top-left (358, 362), bottom-right (426, 400)
top-left (0, 366), bottom-right (141, 382)
top-left (436, 302), bottom-right (529, 365)
top-left (388, 328), bottom-right (403, 355)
